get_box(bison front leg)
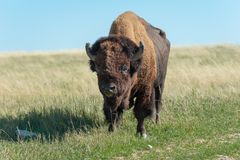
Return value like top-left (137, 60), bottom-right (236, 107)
top-left (134, 87), bottom-right (155, 138)
top-left (103, 106), bottom-right (123, 132)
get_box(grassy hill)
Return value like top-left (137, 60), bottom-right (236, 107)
top-left (0, 45), bottom-right (240, 159)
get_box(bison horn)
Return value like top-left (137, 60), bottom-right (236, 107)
top-left (85, 43), bottom-right (96, 61)
top-left (131, 41), bottom-right (144, 61)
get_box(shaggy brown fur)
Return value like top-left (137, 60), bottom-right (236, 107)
top-left (85, 11), bottom-right (170, 136)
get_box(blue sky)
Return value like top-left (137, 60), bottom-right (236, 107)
top-left (0, 0), bottom-right (239, 51)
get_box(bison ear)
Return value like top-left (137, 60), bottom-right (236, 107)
top-left (131, 41), bottom-right (144, 61)
top-left (85, 43), bottom-right (96, 61)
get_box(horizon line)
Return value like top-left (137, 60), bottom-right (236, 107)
top-left (0, 43), bottom-right (239, 54)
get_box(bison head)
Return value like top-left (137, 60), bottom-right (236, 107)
top-left (85, 36), bottom-right (144, 108)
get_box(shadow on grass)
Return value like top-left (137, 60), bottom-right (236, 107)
top-left (0, 107), bottom-right (102, 142)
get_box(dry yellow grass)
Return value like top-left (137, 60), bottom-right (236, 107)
top-left (165, 45), bottom-right (240, 97)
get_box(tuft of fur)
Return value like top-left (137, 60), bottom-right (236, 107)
top-left (90, 35), bottom-right (139, 59)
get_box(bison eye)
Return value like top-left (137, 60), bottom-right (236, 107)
top-left (119, 64), bottom-right (128, 73)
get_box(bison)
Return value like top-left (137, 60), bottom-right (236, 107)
top-left (85, 11), bottom-right (170, 137)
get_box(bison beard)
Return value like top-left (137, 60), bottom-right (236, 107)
top-left (85, 11), bottom-right (170, 137)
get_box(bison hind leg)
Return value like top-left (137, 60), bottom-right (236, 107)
top-left (155, 86), bottom-right (162, 123)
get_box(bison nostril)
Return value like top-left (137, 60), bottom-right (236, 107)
top-left (108, 83), bottom-right (117, 92)
top-left (109, 85), bottom-right (116, 91)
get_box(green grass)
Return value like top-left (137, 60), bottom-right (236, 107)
top-left (0, 45), bottom-right (240, 160)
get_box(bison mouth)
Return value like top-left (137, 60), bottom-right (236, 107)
top-left (103, 91), bottom-right (116, 98)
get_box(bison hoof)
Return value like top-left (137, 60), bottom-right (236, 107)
top-left (136, 132), bottom-right (148, 139)
top-left (108, 124), bottom-right (115, 132)
top-left (142, 133), bottom-right (148, 139)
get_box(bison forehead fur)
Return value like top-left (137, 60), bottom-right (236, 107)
top-left (91, 36), bottom-right (139, 57)
top-left (85, 11), bottom-right (170, 136)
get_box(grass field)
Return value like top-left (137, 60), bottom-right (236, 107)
top-left (0, 45), bottom-right (240, 160)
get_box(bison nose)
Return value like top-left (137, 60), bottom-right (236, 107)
top-left (101, 83), bottom-right (117, 97)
